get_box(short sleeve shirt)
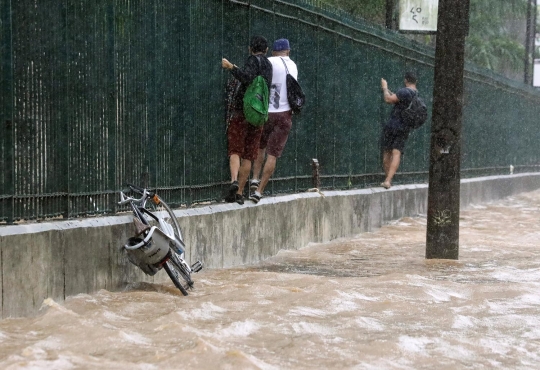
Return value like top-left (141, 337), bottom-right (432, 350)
top-left (268, 56), bottom-right (298, 113)
top-left (386, 87), bottom-right (415, 131)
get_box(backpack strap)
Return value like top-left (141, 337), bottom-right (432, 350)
top-left (254, 55), bottom-right (261, 71)
top-left (405, 87), bottom-right (417, 109)
top-left (251, 55), bottom-right (263, 85)
top-left (280, 57), bottom-right (290, 75)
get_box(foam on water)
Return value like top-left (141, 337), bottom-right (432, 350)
top-left (288, 307), bottom-right (327, 318)
top-left (355, 317), bottom-right (385, 331)
top-left (490, 268), bottom-right (540, 283)
top-left (40, 299), bottom-right (79, 317)
top-left (292, 322), bottom-right (335, 336)
top-left (330, 297), bottom-right (359, 313)
top-left (336, 290), bottom-right (379, 302)
top-left (177, 302), bottom-right (227, 321)
top-left (119, 331), bottom-right (151, 345)
top-left (5, 354), bottom-right (76, 370)
top-left (101, 310), bottom-right (129, 322)
top-left (238, 352), bottom-right (280, 370)
top-left (451, 315), bottom-right (477, 329)
top-left (398, 335), bottom-right (435, 354)
top-left (211, 320), bottom-right (261, 339)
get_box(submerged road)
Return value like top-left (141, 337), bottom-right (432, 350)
top-left (0, 190), bottom-right (539, 369)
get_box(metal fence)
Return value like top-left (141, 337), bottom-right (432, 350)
top-left (1, 0), bottom-right (540, 223)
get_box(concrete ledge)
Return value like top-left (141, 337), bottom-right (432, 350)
top-left (1, 173), bottom-right (539, 318)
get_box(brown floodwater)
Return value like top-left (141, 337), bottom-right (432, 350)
top-left (1, 190), bottom-right (540, 369)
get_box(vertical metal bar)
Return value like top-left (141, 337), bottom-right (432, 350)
top-left (186, 1), bottom-right (193, 206)
top-left (61, 0), bottom-right (70, 218)
top-left (107, 2), bottom-right (117, 213)
top-left (1, 0), bottom-right (14, 223)
top-left (142, 1), bottom-right (157, 189)
top-left (149, 1), bottom-right (157, 188)
top-left (35, 4), bottom-right (42, 219)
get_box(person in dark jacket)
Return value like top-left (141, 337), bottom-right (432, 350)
top-left (222, 36), bottom-right (273, 204)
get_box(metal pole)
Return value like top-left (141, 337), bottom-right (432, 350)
top-left (426, 0), bottom-right (470, 260)
top-left (385, 0), bottom-right (394, 30)
top-left (533, 0), bottom-right (538, 63)
top-left (1, 0), bottom-right (14, 223)
top-left (525, 0), bottom-right (533, 84)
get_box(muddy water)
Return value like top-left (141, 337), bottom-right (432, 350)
top-left (1, 190), bottom-right (540, 369)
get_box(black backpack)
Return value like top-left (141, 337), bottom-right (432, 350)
top-left (280, 58), bottom-right (305, 115)
top-left (401, 88), bottom-right (427, 129)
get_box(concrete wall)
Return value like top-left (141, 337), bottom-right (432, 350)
top-left (1, 173), bottom-right (539, 318)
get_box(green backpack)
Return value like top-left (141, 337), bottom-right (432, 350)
top-left (243, 68), bottom-right (269, 127)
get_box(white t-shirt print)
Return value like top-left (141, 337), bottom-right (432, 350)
top-left (268, 56), bottom-right (298, 113)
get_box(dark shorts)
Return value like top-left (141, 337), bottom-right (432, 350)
top-left (259, 111), bottom-right (292, 158)
top-left (227, 111), bottom-right (263, 162)
top-left (382, 126), bottom-right (409, 153)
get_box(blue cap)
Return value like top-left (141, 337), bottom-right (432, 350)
top-left (273, 38), bottom-right (290, 51)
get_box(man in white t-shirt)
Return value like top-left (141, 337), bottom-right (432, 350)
top-left (249, 38), bottom-right (298, 203)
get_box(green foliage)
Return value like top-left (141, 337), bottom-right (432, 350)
top-left (465, 0), bottom-right (528, 75)
top-left (318, 0), bottom-right (531, 79)
top-left (319, 0), bottom-right (385, 23)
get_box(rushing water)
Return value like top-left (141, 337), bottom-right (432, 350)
top-left (1, 190), bottom-right (540, 369)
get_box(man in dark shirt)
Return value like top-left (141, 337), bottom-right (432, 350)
top-left (222, 36), bottom-right (273, 204)
top-left (380, 71), bottom-right (417, 189)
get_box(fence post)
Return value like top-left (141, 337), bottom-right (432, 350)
top-left (1, 0), bottom-right (14, 223)
top-left (312, 158), bottom-right (320, 189)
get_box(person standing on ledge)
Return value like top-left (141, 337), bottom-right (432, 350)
top-left (221, 36), bottom-right (273, 204)
top-left (380, 71), bottom-right (418, 189)
top-left (249, 38), bottom-right (298, 203)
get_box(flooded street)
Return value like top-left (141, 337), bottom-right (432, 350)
top-left (1, 190), bottom-right (540, 369)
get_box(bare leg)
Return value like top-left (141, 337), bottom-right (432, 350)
top-left (237, 159), bottom-right (252, 195)
top-left (229, 154), bottom-right (240, 182)
top-left (251, 148), bottom-right (266, 181)
top-left (383, 149), bottom-right (401, 187)
top-left (382, 150), bottom-right (392, 177)
top-left (257, 155), bottom-right (277, 194)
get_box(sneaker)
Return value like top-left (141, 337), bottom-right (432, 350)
top-left (249, 179), bottom-right (260, 191)
top-left (249, 191), bottom-right (262, 203)
top-left (225, 181), bottom-right (239, 202)
top-left (235, 193), bottom-right (244, 205)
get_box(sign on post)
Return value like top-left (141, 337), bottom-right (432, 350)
top-left (399, 0), bottom-right (439, 33)
top-left (534, 32), bottom-right (540, 87)
top-left (534, 61), bottom-right (540, 87)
